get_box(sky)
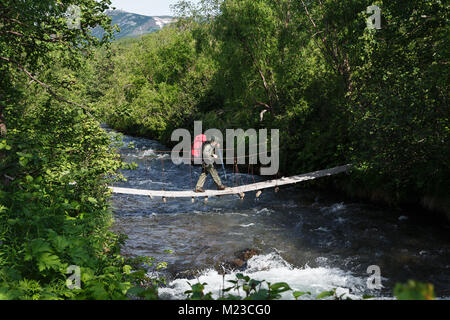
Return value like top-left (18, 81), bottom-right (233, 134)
top-left (110, 0), bottom-right (199, 16)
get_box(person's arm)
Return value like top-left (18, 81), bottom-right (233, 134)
top-left (211, 144), bottom-right (219, 159)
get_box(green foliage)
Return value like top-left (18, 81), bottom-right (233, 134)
top-left (1, 0), bottom-right (446, 300)
top-left (89, 25), bottom-right (215, 143)
top-left (184, 273), bottom-right (296, 300)
top-left (0, 0), bottom-right (116, 69)
top-left (316, 289), bottom-right (337, 300)
top-left (394, 280), bottom-right (436, 300)
top-left (0, 0), bottom-right (161, 300)
top-left (293, 290), bottom-right (311, 300)
top-left (184, 276), bottom-right (437, 301)
top-left (314, 288), bottom-right (354, 300)
top-left (0, 101), bottom-right (152, 299)
top-left (184, 273), bottom-right (350, 300)
top-left (221, 273), bottom-right (292, 300)
top-left (185, 282), bottom-right (214, 300)
top-left (92, 0), bottom-right (448, 211)
top-left (347, 0), bottom-right (449, 200)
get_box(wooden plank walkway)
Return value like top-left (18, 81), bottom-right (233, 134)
top-left (109, 164), bottom-right (351, 199)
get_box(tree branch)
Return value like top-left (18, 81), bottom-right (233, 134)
top-left (0, 30), bottom-right (63, 43)
top-left (0, 56), bottom-right (92, 116)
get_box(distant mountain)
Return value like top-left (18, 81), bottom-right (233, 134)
top-left (92, 10), bottom-right (176, 40)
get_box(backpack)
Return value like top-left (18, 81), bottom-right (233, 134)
top-left (192, 134), bottom-right (207, 160)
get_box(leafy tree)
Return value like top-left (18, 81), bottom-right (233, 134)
top-left (0, 0), bottom-right (161, 300)
top-left (91, 0), bottom-right (449, 214)
top-left (0, 0), bottom-right (117, 132)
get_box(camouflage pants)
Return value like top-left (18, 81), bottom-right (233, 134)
top-left (195, 164), bottom-right (222, 189)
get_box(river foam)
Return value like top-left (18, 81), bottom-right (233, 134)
top-left (159, 252), bottom-right (368, 300)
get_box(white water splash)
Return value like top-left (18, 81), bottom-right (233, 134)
top-left (320, 202), bottom-right (346, 214)
top-left (335, 217), bottom-right (347, 224)
top-left (240, 223), bottom-right (255, 228)
top-left (142, 149), bottom-right (157, 157)
top-left (254, 208), bottom-right (273, 215)
top-left (314, 227), bottom-right (331, 232)
top-left (159, 253), bottom-right (367, 300)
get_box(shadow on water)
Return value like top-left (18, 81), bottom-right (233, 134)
top-left (108, 129), bottom-right (450, 299)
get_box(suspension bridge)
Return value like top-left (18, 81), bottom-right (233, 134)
top-left (110, 164), bottom-right (352, 200)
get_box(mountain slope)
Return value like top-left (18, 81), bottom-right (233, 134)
top-left (93, 10), bottom-right (175, 40)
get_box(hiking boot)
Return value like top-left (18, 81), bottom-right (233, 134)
top-left (217, 185), bottom-right (227, 191)
top-left (195, 188), bottom-right (205, 193)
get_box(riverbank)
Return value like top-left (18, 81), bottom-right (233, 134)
top-left (330, 179), bottom-right (450, 223)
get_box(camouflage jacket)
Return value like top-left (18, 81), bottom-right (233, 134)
top-left (202, 142), bottom-right (216, 165)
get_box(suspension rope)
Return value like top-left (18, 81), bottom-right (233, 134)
top-left (275, 171), bottom-right (280, 193)
top-left (189, 162), bottom-right (193, 190)
top-left (161, 157), bottom-right (166, 191)
top-left (129, 151), bottom-right (271, 161)
top-left (234, 158), bottom-right (237, 187)
top-left (124, 140), bottom-right (271, 154)
top-left (251, 164), bottom-right (256, 183)
top-left (234, 159), bottom-right (241, 186)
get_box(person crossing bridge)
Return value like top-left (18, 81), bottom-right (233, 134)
top-left (194, 136), bottom-right (228, 193)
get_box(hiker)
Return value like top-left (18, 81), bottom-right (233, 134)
top-left (194, 136), bottom-right (227, 193)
